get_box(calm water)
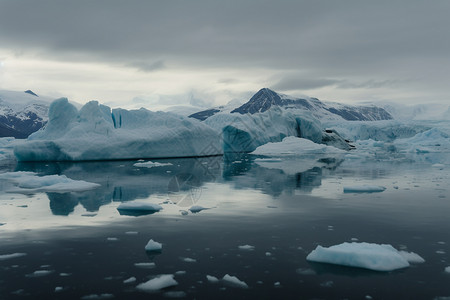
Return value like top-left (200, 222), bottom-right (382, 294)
top-left (1, 153), bottom-right (450, 299)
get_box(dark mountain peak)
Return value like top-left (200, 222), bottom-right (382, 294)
top-left (24, 90), bottom-right (39, 97)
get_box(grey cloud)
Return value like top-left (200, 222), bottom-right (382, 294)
top-left (337, 79), bottom-right (401, 89)
top-left (127, 60), bottom-right (165, 72)
top-left (271, 76), bottom-right (338, 91)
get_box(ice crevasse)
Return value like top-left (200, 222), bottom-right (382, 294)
top-left (14, 98), bottom-right (223, 161)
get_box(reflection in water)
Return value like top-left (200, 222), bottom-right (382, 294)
top-left (10, 154), bottom-right (343, 216)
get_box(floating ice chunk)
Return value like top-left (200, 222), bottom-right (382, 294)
top-left (238, 245), bottom-right (255, 251)
top-left (107, 237), bottom-right (118, 241)
top-left (343, 185), bottom-right (386, 193)
top-left (251, 136), bottom-right (345, 157)
top-left (123, 277), bottom-right (136, 284)
top-left (0, 172), bottom-right (100, 193)
top-left (54, 287), bottom-right (63, 292)
top-left (254, 158), bottom-right (283, 162)
top-left (117, 201), bottom-right (162, 213)
top-left (136, 274), bottom-right (178, 292)
top-left (134, 262), bottom-right (156, 268)
top-left (133, 161), bottom-right (173, 168)
top-left (0, 253), bottom-right (26, 260)
top-left (26, 270), bottom-right (54, 277)
top-left (399, 251), bottom-right (425, 263)
top-left (125, 231), bottom-right (138, 235)
top-left (206, 275), bottom-right (219, 283)
top-left (222, 274), bottom-right (248, 289)
top-left (175, 271), bottom-right (186, 276)
top-left (445, 266), bottom-right (450, 273)
top-left (80, 294), bottom-right (114, 299)
top-left (189, 205), bottom-right (209, 213)
top-left (180, 257), bottom-right (196, 263)
top-left (145, 239), bottom-right (162, 252)
top-left (59, 273), bottom-right (71, 277)
top-left (306, 242), bottom-right (414, 271)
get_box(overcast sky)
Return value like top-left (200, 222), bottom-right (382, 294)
top-left (0, 0), bottom-right (449, 109)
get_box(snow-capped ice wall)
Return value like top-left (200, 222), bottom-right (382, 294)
top-left (14, 98), bottom-right (222, 161)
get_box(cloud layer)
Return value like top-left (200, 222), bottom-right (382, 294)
top-left (0, 0), bottom-right (449, 107)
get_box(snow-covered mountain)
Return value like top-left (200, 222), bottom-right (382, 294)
top-left (0, 90), bottom-right (50, 138)
top-left (190, 88), bottom-right (393, 121)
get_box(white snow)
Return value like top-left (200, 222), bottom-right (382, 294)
top-left (0, 253), bottom-right (27, 260)
top-left (0, 172), bottom-right (100, 193)
top-left (306, 242), bottom-right (423, 271)
top-left (144, 239), bottom-right (162, 252)
top-left (133, 161), bottom-right (173, 168)
top-left (136, 274), bottom-right (178, 292)
top-left (343, 185), bottom-right (386, 193)
top-left (222, 274), bottom-right (249, 288)
top-left (14, 98), bottom-right (222, 161)
top-left (117, 201), bottom-right (162, 212)
top-left (206, 275), bottom-right (219, 283)
top-left (238, 245), bottom-right (255, 251)
top-left (251, 136), bottom-right (345, 157)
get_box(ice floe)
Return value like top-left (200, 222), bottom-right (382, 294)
top-left (306, 242), bottom-right (424, 271)
top-left (80, 293), bottom-right (114, 299)
top-left (238, 245), bottom-right (255, 251)
top-left (136, 274), bottom-right (178, 292)
top-left (251, 136), bottom-right (345, 157)
top-left (0, 172), bottom-right (100, 193)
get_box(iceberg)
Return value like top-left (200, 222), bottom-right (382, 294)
top-left (14, 98), bottom-right (222, 161)
top-left (306, 242), bottom-right (424, 271)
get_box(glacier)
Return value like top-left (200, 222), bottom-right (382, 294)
top-left (14, 98), bottom-right (222, 161)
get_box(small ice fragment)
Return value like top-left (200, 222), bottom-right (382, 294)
top-left (432, 164), bottom-right (445, 169)
top-left (238, 245), bottom-right (255, 251)
top-left (445, 266), bottom-right (450, 273)
top-left (60, 273), bottom-right (71, 277)
top-left (118, 201), bottom-right (162, 213)
top-left (351, 238), bottom-right (359, 241)
top-left (125, 231), bottom-right (138, 235)
top-left (343, 185), bottom-right (386, 193)
top-left (180, 257), bottom-right (196, 263)
top-left (265, 252), bottom-right (272, 256)
top-left (189, 205), bottom-right (209, 213)
top-left (222, 274), bottom-right (248, 289)
top-left (206, 275), bottom-right (219, 283)
top-left (274, 282), bottom-right (281, 287)
top-left (0, 253), bottom-right (26, 260)
top-left (26, 270), bottom-right (54, 277)
top-left (134, 262), bottom-right (155, 268)
top-left (133, 161), bottom-right (173, 168)
top-left (145, 239), bottom-right (162, 252)
top-left (123, 277), bottom-right (136, 284)
top-left (80, 294), bottom-right (114, 299)
top-left (320, 281), bottom-right (333, 287)
top-left (136, 274), bottom-right (178, 292)
top-left (107, 237), bottom-right (118, 241)
top-left (54, 287), bottom-right (63, 292)
top-left (175, 271), bottom-right (186, 275)
top-left (296, 268), bottom-right (316, 275)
